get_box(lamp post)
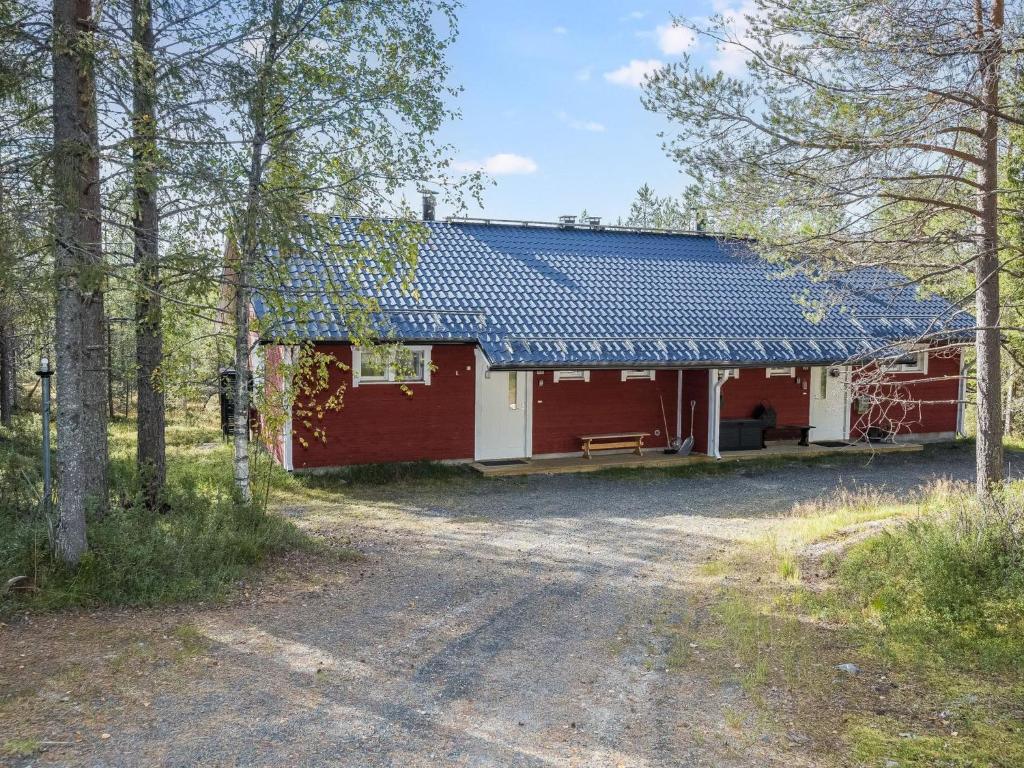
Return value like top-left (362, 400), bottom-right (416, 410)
top-left (37, 356), bottom-right (52, 516)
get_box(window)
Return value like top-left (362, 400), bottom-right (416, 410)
top-left (357, 347), bottom-right (389, 383)
top-left (394, 348), bottom-right (426, 382)
top-left (766, 367), bottom-right (795, 378)
top-left (891, 350), bottom-right (928, 374)
top-left (507, 372), bottom-right (518, 409)
top-left (553, 370), bottom-right (590, 382)
top-left (621, 370), bottom-right (655, 381)
top-left (352, 345), bottom-right (432, 386)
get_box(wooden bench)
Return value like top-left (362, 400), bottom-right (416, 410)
top-left (579, 432), bottom-right (649, 459)
top-left (772, 424), bottom-right (813, 446)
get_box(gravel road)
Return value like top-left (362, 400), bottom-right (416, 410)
top-left (1, 446), bottom-right (997, 767)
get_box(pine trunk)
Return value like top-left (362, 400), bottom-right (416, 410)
top-left (1005, 360), bottom-right (1015, 436)
top-left (974, 0), bottom-right (1005, 495)
top-left (0, 309), bottom-right (13, 428)
top-left (132, 0), bottom-right (165, 507)
top-left (52, 0), bottom-right (108, 564)
top-left (0, 181), bottom-right (13, 428)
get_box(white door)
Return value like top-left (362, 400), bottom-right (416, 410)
top-left (475, 350), bottom-right (531, 460)
top-left (809, 366), bottom-right (849, 442)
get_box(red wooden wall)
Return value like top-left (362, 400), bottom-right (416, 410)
top-left (718, 366), bottom-right (813, 424)
top-left (531, 370), bottom-right (681, 455)
top-left (291, 342), bottom-right (476, 468)
top-left (281, 346), bottom-right (962, 469)
top-left (681, 370), bottom-right (710, 454)
top-left (850, 348), bottom-right (962, 438)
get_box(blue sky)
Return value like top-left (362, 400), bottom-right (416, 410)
top-left (433, 1), bottom-right (748, 222)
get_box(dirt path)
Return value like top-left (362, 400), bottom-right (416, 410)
top-left (0, 449), bottom-right (980, 767)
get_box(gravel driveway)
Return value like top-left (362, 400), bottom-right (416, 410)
top-left (1, 447), bottom-right (995, 767)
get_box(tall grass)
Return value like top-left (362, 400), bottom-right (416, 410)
top-left (1, 412), bottom-right (309, 614)
top-left (834, 481), bottom-right (1024, 672)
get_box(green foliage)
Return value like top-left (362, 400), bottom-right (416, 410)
top-left (0, 416), bottom-right (308, 614)
top-left (832, 484), bottom-right (1024, 673)
top-left (2, 738), bottom-right (41, 759)
top-left (0, 415), bottom-right (45, 518)
top-left (620, 183), bottom-right (703, 230)
top-left (847, 715), bottom-right (1024, 768)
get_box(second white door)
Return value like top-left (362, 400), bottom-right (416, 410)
top-left (809, 366), bottom-right (849, 442)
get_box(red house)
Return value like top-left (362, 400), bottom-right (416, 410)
top-left (252, 215), bottom-right (970, 470)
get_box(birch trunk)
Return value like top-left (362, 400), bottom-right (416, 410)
top-left (974, 0), bottom-right (1005, 494)
top-left (132, 0), bottom-right (165, 507)
top-left (232, 0), bottom-right (282, 503)
top-left (52, 0), bottom-right (108, 564)
top-left (232, 255), bottom-right (252, 503)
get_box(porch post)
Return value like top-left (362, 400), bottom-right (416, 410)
top-left (676, 370), bottom-right (683, 443)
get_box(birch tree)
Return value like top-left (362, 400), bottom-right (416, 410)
top-left (214, 0), bottom-right (466, 501)
top-left (643, 0), bottom-right (1018, 494)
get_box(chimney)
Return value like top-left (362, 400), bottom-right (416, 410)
top-left (422, 193), bottom-right (436, 222)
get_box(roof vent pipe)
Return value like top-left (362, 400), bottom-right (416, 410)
top-left (422, 193), bottom-right (436, 222)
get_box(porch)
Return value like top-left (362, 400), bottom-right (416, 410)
top-left (469, 440), bottom-right (923, 477)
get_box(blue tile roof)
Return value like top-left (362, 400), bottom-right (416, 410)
top-left (253, 219), bottom-right (973, 368)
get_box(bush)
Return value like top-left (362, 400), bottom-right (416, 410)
top-left (0, 416), bottom-right (46, 519)
top-left (1, 415), bottom-right (309, 614)
top-left (835, 482), bottom-right (1024, 671)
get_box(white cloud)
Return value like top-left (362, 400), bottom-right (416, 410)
top-left (455, 153), bottom-right (538, 176)
top-left (574, 65), bottom-right (593, 82)
top-left (603, 59), bottom-right (664, 88)
top-left (553, 25), bottom-right (568, 35)
top-left (656, 23), bottom-right (696, 55)
top-left (557, 111), bottom-right (606, 132)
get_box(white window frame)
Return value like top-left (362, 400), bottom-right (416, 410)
top-left (352, 345), bottom-right (432, 387)
top-left (719, 368), bottom-right (740, 380)
top-left (621, 369), bottom-right (655, 381)
top-left (766, 366), bottom-right (795, 378)
top-left (890, 349), bottom-right (928, 374)
top-left (553, 370), bottom-right (590, 382)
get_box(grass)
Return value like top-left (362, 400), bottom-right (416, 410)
top-left (2, 738), bottom-right (41, 759)
top-left (822, 483), bottom-right (1024, 675)
top-left (291, 460), bottom-right (477, 489)
top-left (665, 478), bottom-right (1024, 766)
top-left (0, 411), bottom-right (312, 615)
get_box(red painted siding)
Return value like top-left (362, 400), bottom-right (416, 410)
top-left (532, 370), bottom-right (681, 455)
top-left (682, 370), bottom-right (710, 453)
top-left (719, 367), bottom-right (813, 425)
top-left (851, 348), bottom-right (962, 439)
top-left (292, 343), bottom-right (476, 468)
